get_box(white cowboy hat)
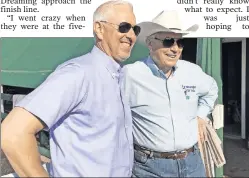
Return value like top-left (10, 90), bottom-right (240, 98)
top-left (137, 10), bottom-right (199, 45)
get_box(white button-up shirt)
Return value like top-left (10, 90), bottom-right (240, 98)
top-left (122, 56), bottom-right (218, 152)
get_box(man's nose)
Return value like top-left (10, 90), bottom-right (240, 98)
top-left (170, 42), bottom-right (179, 52)
top-left (126, 27), bottom-right (137, 40)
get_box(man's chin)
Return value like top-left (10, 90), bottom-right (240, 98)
top-left (166, 58), bottom-right (179, 66)
top-left (116, 53), bottom-right (131, 63)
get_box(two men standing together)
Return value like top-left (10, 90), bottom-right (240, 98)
top-left (1, 0), bottom-right (218, 177)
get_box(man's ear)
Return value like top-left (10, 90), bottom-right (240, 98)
top-left (147, 40), bottom-right (153, 52)
top-left (93, 22), bottom-right (104, 40)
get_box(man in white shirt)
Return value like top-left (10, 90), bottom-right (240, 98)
top-left (122, 10), bottom-right (218, 177)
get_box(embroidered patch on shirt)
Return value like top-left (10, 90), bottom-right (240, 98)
top-left (182, 85), bottom-right (196, 92)
top-left (182, 85), bottom-right (196, 100)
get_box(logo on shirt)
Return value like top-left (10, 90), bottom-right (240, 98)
top-left (182, 85), bottom-right (196, 100)
top-left (182, 85), bottom-right (196, 92)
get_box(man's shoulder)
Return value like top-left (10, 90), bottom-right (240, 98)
top-left (55, 50), bottom-right (100, 73)
top-left (124, 57), bottom-right (149, 75)
top-left (57, 52), bottom-right (92, 70)
top-left (177, 60), bottom-right (215, 82)
top-left (47, 52), bottom-right (94, 84)
top-left (177, 60), bottom-right (202, 73)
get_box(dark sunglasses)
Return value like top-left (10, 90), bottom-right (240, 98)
top-left (154, 37), bottom-right (184, 48)
top-left (100, 21), bottom-right (141, 36)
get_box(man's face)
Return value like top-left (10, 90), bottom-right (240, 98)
top-left (96, 5), bottom-right (137, 62)
top-left (149, 32), bottom-right (183, 70)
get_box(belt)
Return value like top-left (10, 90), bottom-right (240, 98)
top-left (134, 144), bottom-right (194, 160)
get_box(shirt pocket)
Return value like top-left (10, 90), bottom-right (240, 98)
top-left (184, 91), bottom-right (198, 117)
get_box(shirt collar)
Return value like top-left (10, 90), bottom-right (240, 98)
top-left (91, 45), bottom-right (121, 78)
top-left (144, 56), bottom-right (178, 79)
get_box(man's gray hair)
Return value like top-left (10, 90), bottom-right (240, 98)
top-left (92, 0), bottom-right (133, 41)
top-left (93, 0), bottom-right (133, 23)
top-left (145, 33), bottom-right (157, 46)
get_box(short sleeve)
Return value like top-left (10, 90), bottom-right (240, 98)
top-left (15, 64), bottom-right (88, 129)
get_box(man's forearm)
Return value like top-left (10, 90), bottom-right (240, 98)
top-left (2, 134), bottom-right (49, 177)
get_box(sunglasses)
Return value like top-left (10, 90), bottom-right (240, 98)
top-left (154, 37), bottom-right (184, 48)
top-left (100, 21), bottom-right (141, 36)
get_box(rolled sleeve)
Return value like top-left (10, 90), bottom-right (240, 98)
top-left (197, 69), bottom-right (219, 119)
top-left (15, 64), bottom-right (88, 129)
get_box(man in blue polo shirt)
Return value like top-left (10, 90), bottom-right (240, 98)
top-left (122, 10), bottom-right (218, 177)
top-left (1, 0), bottom-right (141, 177)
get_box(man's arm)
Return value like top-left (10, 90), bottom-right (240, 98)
top-left (1, 107), bottom-right (49, 177)
top-left (1, 65), bottom-right (87, 177)
top-left (195, 67), bottom-right (218, 142)
top-left (196, 69), bottom-right (219, 119)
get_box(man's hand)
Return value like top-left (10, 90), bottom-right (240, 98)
top-left (197, 117), bottom-right (206, 143)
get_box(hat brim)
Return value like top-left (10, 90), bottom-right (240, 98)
top-left (136, 22), bottom-right (199, 46)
